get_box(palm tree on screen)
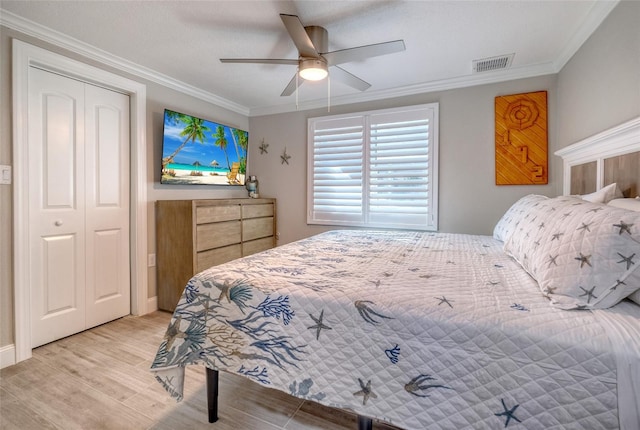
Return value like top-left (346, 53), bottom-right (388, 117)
top-left (232, 128), bottom-right (248, 173)
top-left (214, 125), bottom-right (231, 170)
top-left (162, 112), bottom-right (211, 168)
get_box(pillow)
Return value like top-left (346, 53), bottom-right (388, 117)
top-left (580, 182), bottom-right (623, 203)
top-left (629, 290), bottom-right (640, 306)
top-left (493, 194), bottom-right (548, 242)
top-left (504, 196), bottom-right (640, 309)
top-left (608, 197), bottom-right (640, 212)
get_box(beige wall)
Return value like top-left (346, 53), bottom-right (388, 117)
top-left (557, 0), bottom-right (640, 148)
top-left (249, 75), bottom-right (558, 246)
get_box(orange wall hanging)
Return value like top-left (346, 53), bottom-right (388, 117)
top-left (495, 90), bottom-right (548, 185)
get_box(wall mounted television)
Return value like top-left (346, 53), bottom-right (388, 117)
top-left (161, 109), bottom-right (248, 186)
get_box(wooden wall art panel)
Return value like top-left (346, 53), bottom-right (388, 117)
top-left (495, 91), bottom-right (548, 185)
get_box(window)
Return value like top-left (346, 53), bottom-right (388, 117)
top-left (307, 103), bottom-right (438, 230)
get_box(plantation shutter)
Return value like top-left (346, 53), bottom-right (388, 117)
top-left (308, 103), bottom-right (438, 230)
top-left (368, 109), bottom-right (434, 228)
top-left (308, 116), bottom-right (365, 225)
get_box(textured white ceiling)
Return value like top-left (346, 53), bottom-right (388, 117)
top-left (1, 0), bottom-right (618, 115)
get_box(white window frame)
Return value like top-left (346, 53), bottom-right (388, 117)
top-left (307, 103), bottom-right (439, 231)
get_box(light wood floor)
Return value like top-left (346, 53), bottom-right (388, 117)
top-left (1, 311), bottom-right (401, 430)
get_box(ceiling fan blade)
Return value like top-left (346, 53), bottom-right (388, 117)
top-left (280, 14), bottom-right (319, 58)
top-left (330, 66), bottom-right (371, 92)
top-left (220, 58), bottom-right (299, 65)
top-left (281, 73), bottom-right (304, 97)
top-left (323, 40), bottom-right (405, 66)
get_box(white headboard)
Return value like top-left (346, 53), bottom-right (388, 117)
top-left (555, 116), bottom-right (640, 197)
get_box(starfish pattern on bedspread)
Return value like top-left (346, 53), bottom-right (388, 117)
top-left (616, 252), bottom-right (636, 270)
top-left (575, 253), bottom-right (592, 268)
top-left (353, 378), bottom-right (377, 405)
top-left (203, 279), bottom-right (253, 313)
top-left (435, 296), bottom-right (454, 308)
top-left (579, 286), bottom-right (599, 303)
top-left (163, 316), bottom-right (186, 350)
top-left (213, 280), bottom-right (232, 303)
top-left (577, 222), bottom-right (592, 233)
top-left (614, 220), bottom-right (633, 235)
top-left (307, 309), bottom-right (332, 340)
top-left (495, 398), bottom-right (522, 428)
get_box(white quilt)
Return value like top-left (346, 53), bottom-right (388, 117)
top-left (151, 230), bottom-right (640, 429)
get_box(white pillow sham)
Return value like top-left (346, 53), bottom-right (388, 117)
top-left (580, 182), bottom-right (623, 203)
top-left (503, 196), bottom-right (640, 309)
top-left (608, 197), bottom-right (640, 212)
top-left (493, 194), bottom-right (548, 242)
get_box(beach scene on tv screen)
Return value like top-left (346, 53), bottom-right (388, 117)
top-left (161, 110), bottom-right (248, 185)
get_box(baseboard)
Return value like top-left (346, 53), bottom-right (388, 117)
top-left (0, 344), bottom-right (16, 369)
top-left (147, 295), bottom-right (158, 313)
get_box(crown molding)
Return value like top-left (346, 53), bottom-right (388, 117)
top-left (0, 9), bottom-right (250, 116)
top-left (2, 1), bottom-right (618, 118)
top-left (248, 62), bottom-right (557, 116)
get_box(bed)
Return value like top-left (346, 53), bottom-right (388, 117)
top-left (151, 116), bottom-right (640, 430)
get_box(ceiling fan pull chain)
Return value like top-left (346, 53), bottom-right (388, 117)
top-left (295, 66), bottom-right (299, 110)
top-left (327, 74), bottom-right (331, 112)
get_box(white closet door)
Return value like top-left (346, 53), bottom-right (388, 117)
top-left (28, 67), bottom-right (130, 347)
top-left (84, 84), bottom-right (131, 327)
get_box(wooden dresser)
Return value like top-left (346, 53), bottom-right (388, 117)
top-left (156, 198), bottom-right (276, 311)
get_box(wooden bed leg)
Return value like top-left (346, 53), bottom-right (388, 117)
top-left (357, 415), bottom-right (373, 430)
top-left (206, 368), bottom-right (219, 423)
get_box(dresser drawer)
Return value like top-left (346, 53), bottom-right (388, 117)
top-left (196, 244), bottom-right (242, 272)
top-left (243, 217), bottom-right (274, 241)
top-left (242, 203), bottom-right (274, 219)
top-left (242, 237), bottom-right (274, 256)
top-left (196, 205), bottom-right (241, 224)
top-left (196, 220), bottom-right (241, 251)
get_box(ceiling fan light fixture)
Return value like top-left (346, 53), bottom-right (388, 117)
top-left (299, 58), bottom-right (328, 81)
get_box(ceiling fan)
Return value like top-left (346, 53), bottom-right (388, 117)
top-left (220, 14), bottom-right (406, 97)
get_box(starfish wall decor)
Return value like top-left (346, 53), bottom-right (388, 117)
top-left (281, 147), bottom-right (291, 165)
top-left (259, 138), bottom-right (269, 154)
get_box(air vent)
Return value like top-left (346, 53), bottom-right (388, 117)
top-left (472, 54), bottom-right (514, 73)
